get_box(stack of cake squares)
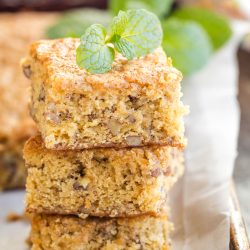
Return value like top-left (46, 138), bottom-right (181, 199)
top-left (22, 38), bottom-right (187, 250)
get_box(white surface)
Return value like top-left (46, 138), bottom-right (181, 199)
top-left (0, 22), bottom-right (249, 250)
top-left (0, 191), bottom-right (29, 250)
top-left (170, 21), bottom-right (249, 250)
top-left (238, 0), bottom-right (250, 18)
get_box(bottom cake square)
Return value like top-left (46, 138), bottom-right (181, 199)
top-left (30, 214), bottom-right (172, 250)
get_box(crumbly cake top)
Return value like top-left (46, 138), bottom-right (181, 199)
top-left (25, 38), bottom-right (182, 92)
top-left (0, 12), bottom-right (57, 140)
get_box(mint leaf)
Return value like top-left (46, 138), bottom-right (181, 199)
top-left (162, 18), bottom-right (212, 75)
top-left (110, 9), bottom-right (163, 59)
top-left (110, 11), bottom-right (136, 59)
top-left (46, 8), bottom-right (111, 39)
top-left (76, 24), bottom-right (115, 74)
top-left (172, 7), bottom-right (232, 50)
top-left (110, 10), bottom-right (128, 36)
top-left (112, 36), bottom-right (136, 60)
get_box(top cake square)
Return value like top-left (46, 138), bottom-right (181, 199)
top-left (22, 38), bottom-right (187, 150)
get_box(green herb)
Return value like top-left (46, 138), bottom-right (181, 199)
top-left (110, 10), bottom-right (162, 59)
top-left (109, 11), bottom-right (136, 60)
top-left (46, 8), bottom-right (111, 39)
top-left (162, 18), bottom-right (212, 76)
top-left (172, 7), bottom-right (232, 50)
top-left (109, 0), bottom-right (173, 18)
top-left (76, 24), bottom-right (115, 74)
top-left (76, 9), bottom-right (163, 73)
top-left (47, 2), bottom-right (232, 76)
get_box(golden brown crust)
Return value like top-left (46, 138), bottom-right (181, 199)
top-left (24, 134), bottom-right (179, 156)
top-left (25, 38), bottom-right (182, 93)
top-left (26, 208), bottom-right (159, 219)
top-left (40, 137), bottom-right (185, 151)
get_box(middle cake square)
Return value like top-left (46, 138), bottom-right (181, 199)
top-left (24, 136), bottom-right (183, 217)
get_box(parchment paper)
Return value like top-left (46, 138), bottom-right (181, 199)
top-left (0, 21), bottom-right (249, 250)
top-left (170, 21), bottom-right (249, 250)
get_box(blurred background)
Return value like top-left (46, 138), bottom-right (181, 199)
top-left (0, 0), bottom-right (249, 244)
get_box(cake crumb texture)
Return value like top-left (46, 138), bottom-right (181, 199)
top-left (30, 214), bottom-right (172, 250)
top-left (22, 38), bottom-right (188, 149)
top-left (24, 135), bottom-right (184, 217)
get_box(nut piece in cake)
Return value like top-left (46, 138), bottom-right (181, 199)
top-left (24, 135), bottom-right (184, 217)
top-left (22, 38), bottom-right (187, 150)
top-left (30, 214), bottom-right (172, 250)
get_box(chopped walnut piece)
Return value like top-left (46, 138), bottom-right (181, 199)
top-left (23, 65), bottom-right (32, 78)
top-left (44, 103), bottom-right (61, 124)
top-left (150, 168), bottom-right (162, 177)
top-left (125, 136), bottom-right (142, 146)
top-left (107, 119), bottom-right (121, 136)
top-left (128, 115), bottom-right (136, 123)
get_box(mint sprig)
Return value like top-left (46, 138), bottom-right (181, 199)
top-left (110, 10), bottom-right (163, 59)
top-left (76, 9), bottom-right (163, 74)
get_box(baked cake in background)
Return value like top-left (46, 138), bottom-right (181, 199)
top-left (0, 12), bottom-right (57, 189)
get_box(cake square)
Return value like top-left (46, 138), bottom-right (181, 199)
top-left (24, 136), bottom-right (183, 217)
top-left (30, 214), bottom-right (172, 250)
top-left (22, 38), bottom-right (187, 150)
